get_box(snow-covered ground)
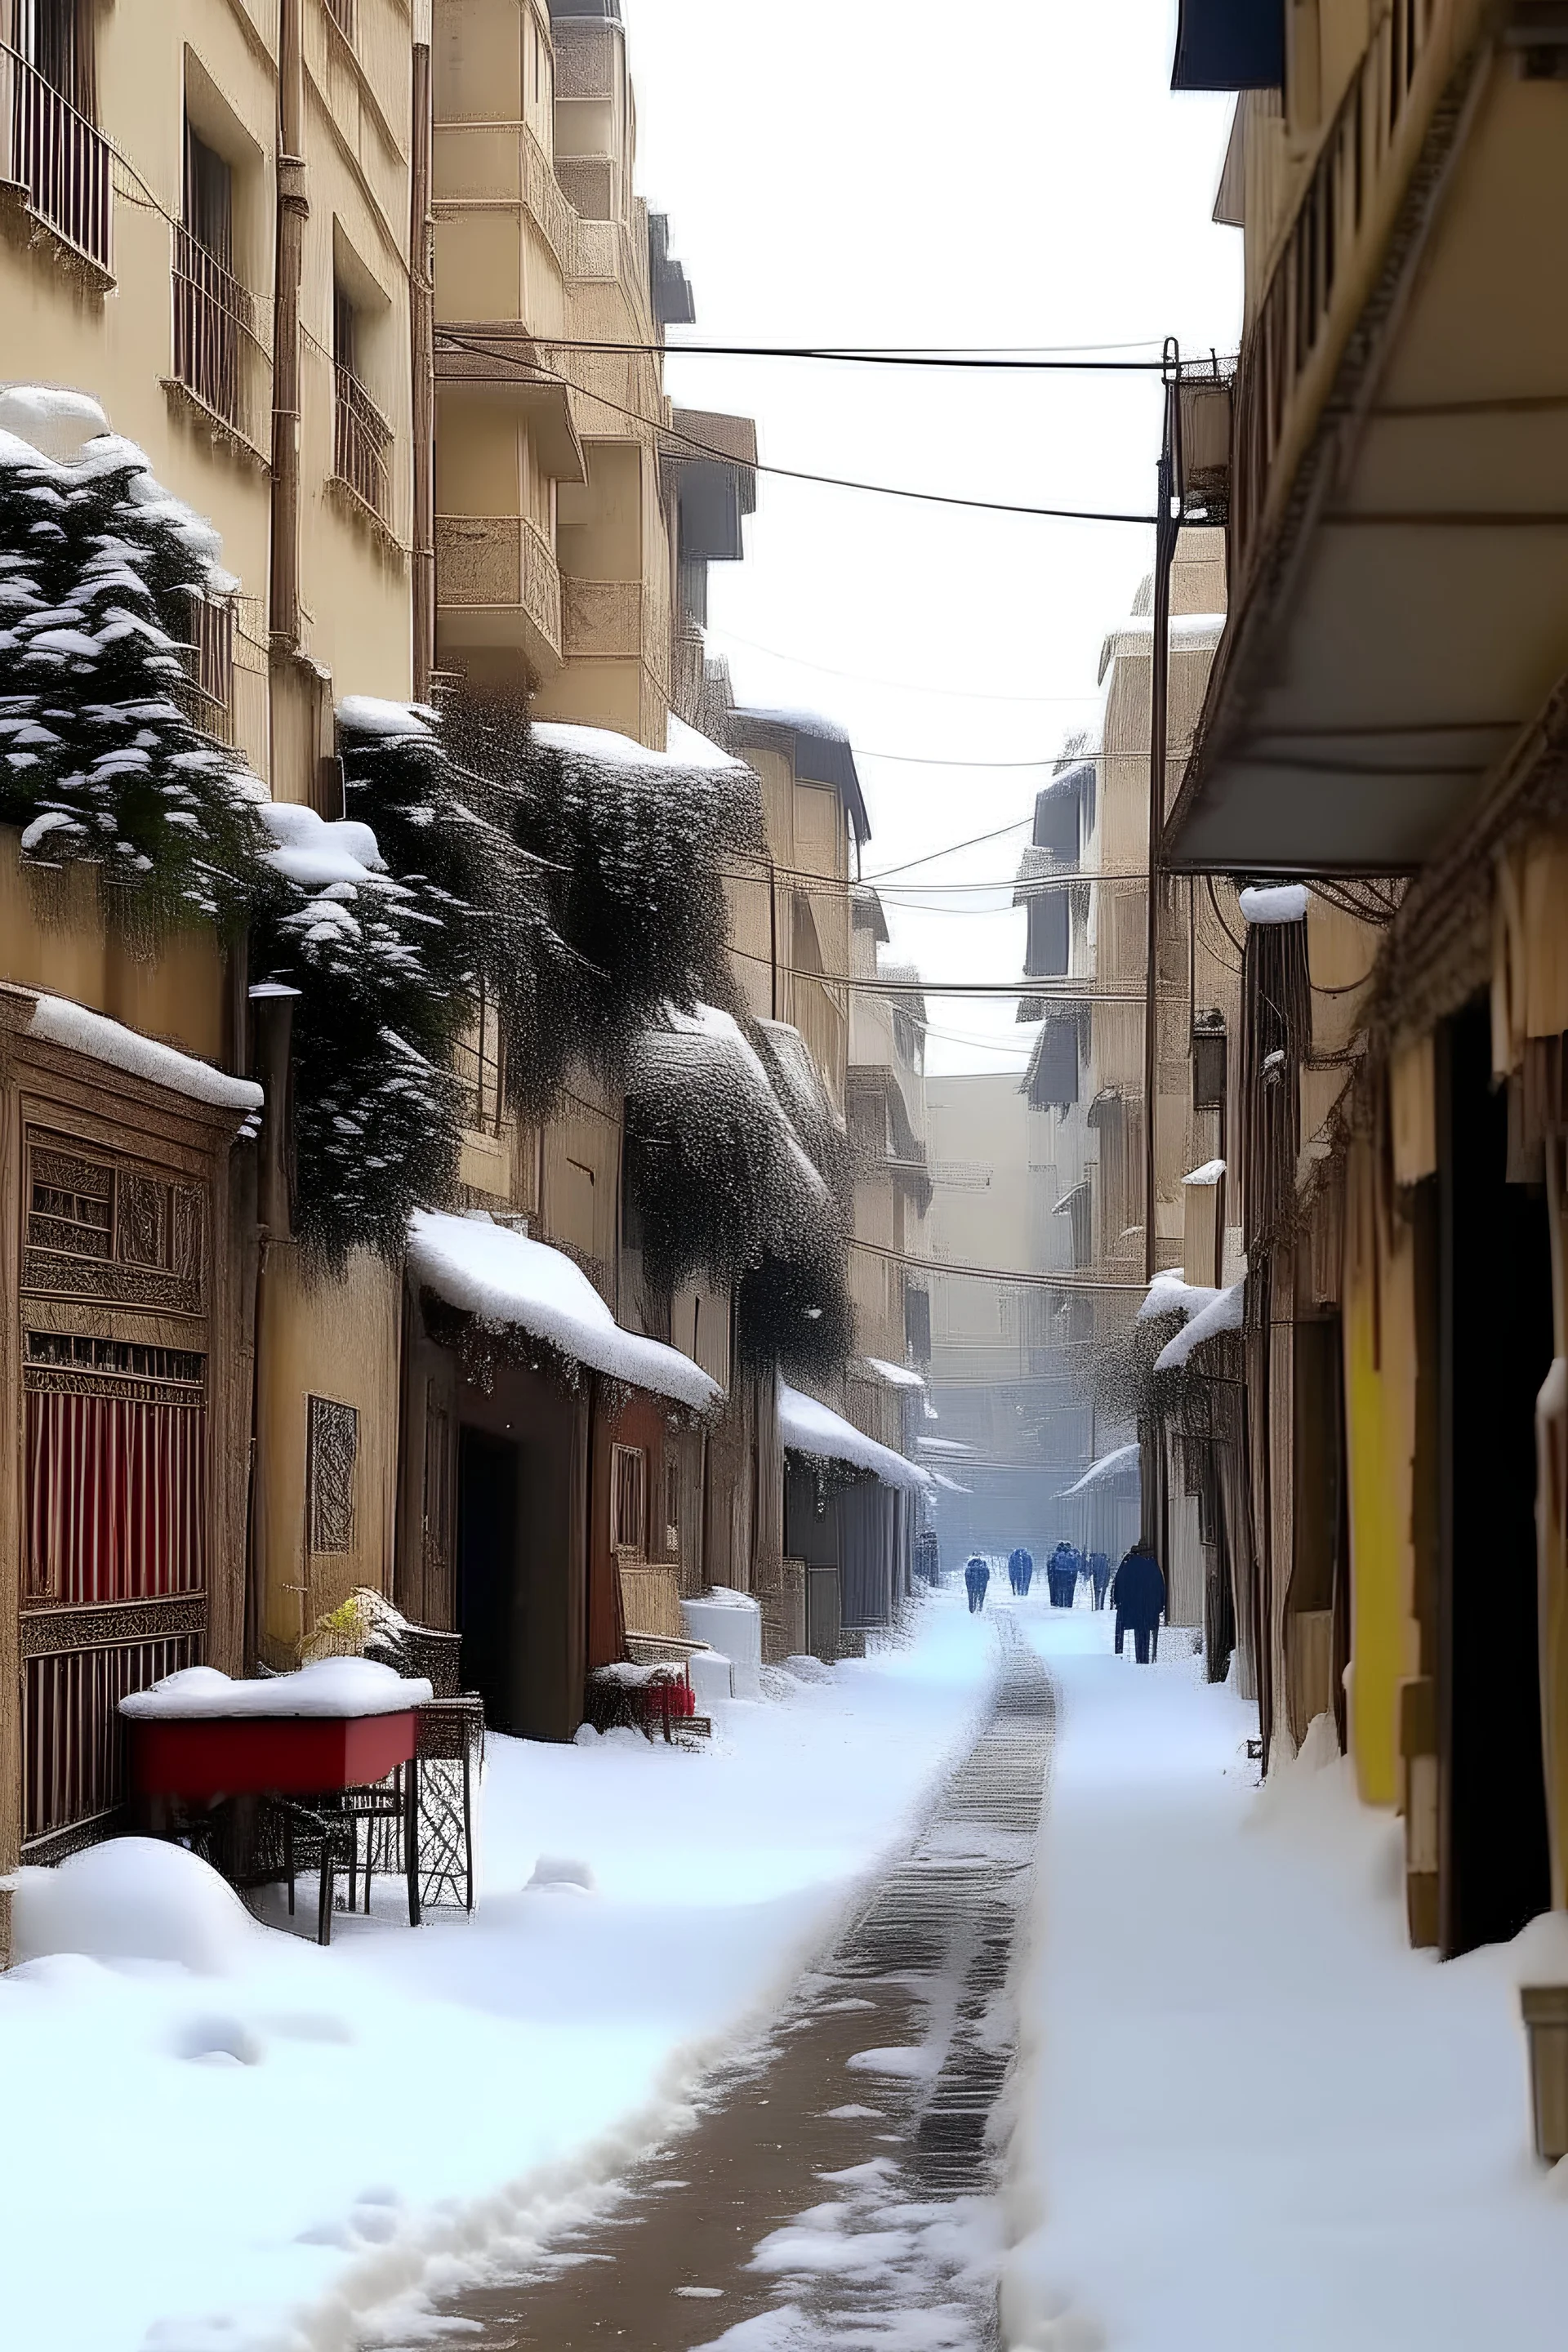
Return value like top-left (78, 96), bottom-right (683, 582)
top-left (0, 1591), bottom-right (992, 2352)
top-left (1002, 1606), bottom-right (1568, 2352)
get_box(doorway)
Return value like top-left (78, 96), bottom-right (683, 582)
top-left (457, 1427), bottom-right (519, 1727)
top-left (1439, 1000), bottom-right (1553, 1956)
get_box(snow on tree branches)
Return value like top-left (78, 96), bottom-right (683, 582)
top-left (0, 426), bottom-right (269, 933)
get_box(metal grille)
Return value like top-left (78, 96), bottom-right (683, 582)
top-left (308, 1396), bottom-right (359, 1556)
top-left (334, 364), bottom-right (393, 523)
top-left (3, 38), bottom-right (111, 271)
top-left (611, 1442), bottom-right (647, 1557)
top-left (29, 1143), bottom-right (112, 1259)
top-left (176, 595), bottom-right (236, 746)
top-left (172, 225), bottom-right (255, 438)
top-left (24, 1632), bottom-right (198, 1845)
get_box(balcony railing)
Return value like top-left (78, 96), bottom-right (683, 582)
top-left (0, 42), bottom-right (111, 274)
top-left (436, 514), bottom-right (563, 660)
top-left (1231, 0), bottom-right (1459, 582)
top-left (175, 596), bottom-right (236, 747)
top-left (172, 226), bottom-right (261, 444)
top-left (562, 575), bottom-right (644, 660)
top-left (334, 364), bottom-right (394, 524)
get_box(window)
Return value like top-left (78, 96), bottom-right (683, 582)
top-left (307, 1396), bottom-right (359, 1556)
top-left (11, 0), bottom-right (109, 268)
top-left (333, 277), bottom-right (394, 522)
top-left (174, 122), bottom-right (252, 435)
top-left (611, 1444), bottom-right (647, 1557)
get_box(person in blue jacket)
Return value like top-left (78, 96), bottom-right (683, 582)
top-left (1111, 1540), bottom-right (1165, 1664)
top-left (1087, 1550), bottom-right (1112, 1610)
top-left (1046, 1539), bottom-right (1080, 1608)
top-left (1007, 1544), bottom-right (1034, 1597)
top-left (964, 1555), bottom-right (990, 1614)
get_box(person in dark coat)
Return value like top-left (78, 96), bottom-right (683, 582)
top-left (1111, 1541), bottom-right (1165, 1663)
top-left (1087, 1550), bottom-right (1112, 1610)
top-left (1007, 1545), bottom-right (1034, 1597)
top-left (1046, 1539), bottom-right (1080, 1608)
top-left (964, 1555), bottom-right (990, 1614)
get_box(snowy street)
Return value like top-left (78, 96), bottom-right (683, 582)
top-left (7, 1585), bottom-right (1566, 2351)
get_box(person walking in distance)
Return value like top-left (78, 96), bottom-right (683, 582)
top-left (1111, 1539), bottom-right (1165, 1664)
top-left (1046, 1539), bottom-right (1079, 1609)
top-left (1007, 1544), bottom-right (1034, 1598)
top-left (1087, 1549), bottom-right (1112, 1610)
top-left (964, 1555), bottom-right (991, 1615)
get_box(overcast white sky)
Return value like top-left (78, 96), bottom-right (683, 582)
top-left (623, 0), bottom-right (1241, 1072)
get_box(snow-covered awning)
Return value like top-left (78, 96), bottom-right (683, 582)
top-left (408, 1210), bottom-right (720, 1410)
top-left (533, 718), bottom-right (750, 779)
top-left (916, 1436), bottom-right (975, 1458)
top-left (1062, 1442), bottom-right (1140, 1498)
top-left (1154, 1281), bottom-right (1245, 1373)
top-left (779, 1384), bottom-right (931, 1494)
top-left (930, 1470), bottom-right (973, 1495)
top-left (22, 992), bottom-right (262, 1116)
top-left (1183, 1159), bottom-right (1226, 1187)
top-left (862, 1356), bottom-right (925, 1391)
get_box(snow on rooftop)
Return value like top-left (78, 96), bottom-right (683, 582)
top-left (1154, 1279), bottom-right (1245, 1373)
top-left (1061, 1441), bottom-right (1141, 1497)
top-left (736, 706), bottom-right (852, 745)
top-left (665, 713), bottom-right (749, 772)
top-left (1183, 1159), bottom-right (1227, 1187)
top-left (27, 995), bottom-right (262, 1116)
top-left (1238, 883), bottom-right (1308, 925)
top-left (120, 1659), bottom-right (431, 1722)
top-left (408, 1209), bottom-right (720, 1410)
top-left (778, 1384), bottom-right (931, 1493)
top-left (863, 1356), bottom-right (926, 1390)
top-left (0, 385), bottom-right (110, 461)
top-left (931, 1470), bottom-right (973, 1494)
top-left (916, 1436), bottom-right (976, 1457)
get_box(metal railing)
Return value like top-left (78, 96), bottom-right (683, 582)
top-left (24, 1630), bottom-right (198, 1845)
top-left (176, 596), bottom-right (236, 746)
top-left (1231, 0), bottom-right (1449, 580)
top-left (172, 225), bottom-right (258, 439)
top-left (334, 364), bottom-right (394, 523)
top-left (1, 42), bottom-right (111, 273)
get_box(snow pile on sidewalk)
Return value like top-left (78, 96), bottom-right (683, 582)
top-left (1002, 1614), bottom-right (1568, 2352)
top-left (0, 1591), bottom-right (991, 2352)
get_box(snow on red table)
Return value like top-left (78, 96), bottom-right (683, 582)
top-left (121, 1659), bottom-right (433, 1801)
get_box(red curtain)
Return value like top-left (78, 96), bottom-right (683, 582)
top-left (25, 1391), bottom-right (207, 1606)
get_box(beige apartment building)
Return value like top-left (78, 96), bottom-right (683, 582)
top-left (0, 0), bottom-right (428, 1925)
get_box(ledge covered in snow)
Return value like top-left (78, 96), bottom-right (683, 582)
top-left (24, 993), bottom-right (262, 1116)
top-left (779, 1385), bottom-right (931, 1493)
top-left (1238, 883), bottom-right (1308, 925)
top-left (1154, 1280), bottom-right (1245, 1372)
top-left (1062, 1441), bottom-right (1140, 1497)
top-left (120, 1660), bottom-right (431, 1721)
top-left (408, 1209), bottom-right (720, 1411)
top-left (862, 1356), bottom-right (926, 1390)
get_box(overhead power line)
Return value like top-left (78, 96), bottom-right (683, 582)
top-left (434, 332), bottom-right (1160, 526)
top-left (851, 1237), bottom-right (1147, 1293)
top-left (528, 336), bottom-right (1169, 373)
top-left (701, 620), bottom-right (1109, 705)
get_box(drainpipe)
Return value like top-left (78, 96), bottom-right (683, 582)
top-left (1142, 338), bottom-right (1183, 1286)
top-left (270, 0), bottom-right (307, 653)
top-left (410, 7), bottom-right (435, 699)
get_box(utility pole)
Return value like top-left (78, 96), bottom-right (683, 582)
top-left (1143, 340), bottom-right (1183, 1287)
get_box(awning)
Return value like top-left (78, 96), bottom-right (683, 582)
top-left (780, 1384), bottom-right (931, 1494)
top-left (408, 1210), bottom-right (720, 1410)
top-left (1061, 1443), bottom-right (1141, 1498)
top-left (1171, 1), bottom-right (1285, 91)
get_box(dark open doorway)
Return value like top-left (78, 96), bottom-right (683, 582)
top-left (457, 1427), bottom-right (519, 1728)
top-left (1438, 1000), bottom-right (1553, 1957)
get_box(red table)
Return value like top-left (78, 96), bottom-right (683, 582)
top-left (128, 1709), bottom-right (425, 1931)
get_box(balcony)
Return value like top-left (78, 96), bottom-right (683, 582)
top-left (561, 576), bottom-right (645, 661)
top-left (0, 42), bottom-right (111, 280)
top-left (166, 227), bottom-right (268, 460)
top-left (436, 514), bottom-right (564, 673)
top-left (332, 365), bottom-right (394, 528)
top-left (432, 116), bottom-right (576, 276)
top-left (1167, 1), bottom-right (1568, 876)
